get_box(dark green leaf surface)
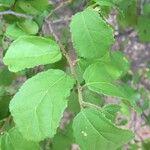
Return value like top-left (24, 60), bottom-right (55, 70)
top-left (83, 89), bottom-right (103, 106)
top-left (52, 122), bottom-right (75, 150)
top-left (117, 0), bottom-right (137, 29)
top-left (0, 88), bottom-right (11, 120)
top-left (17, 20), bottom-right (39, 35)
top-left (0, 67), bottom-right (15, 86)
top-left (137, 16), bottom-right (150, 42)
top-left (143, 3), bottom-right (150, 16)
top-left (15, 0), bottom-right (49, 15)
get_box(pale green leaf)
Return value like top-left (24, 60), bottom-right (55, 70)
top-left (83, 61), bottom-right (139, 110)
top-left (73, 108), bottom-right (134, 150)
top-left (10, 69), bottom-right (75, 141)
top-left (0, 0), bottom-right (15, 8)
top-left (70, 9), bottom-right (114, 59)
top-left (0, 128), bottom-right (40, 150)
top-left (17, 20), bottom-right (39, 35)
top-left (5, 24), bottom-right (28, 40)
top-left (3, 36), bottom-right (62, 72)
top-left (76, 51), bottom-right (129, 84)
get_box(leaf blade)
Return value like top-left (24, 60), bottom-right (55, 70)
top-left (0, 128), bottom-right (40, 150)
top-left (10, 69), bottom-right (75, 141)
top-left (3, 36), bottom-right (62, 72)
top-left (70, 9), bottom-right (114, 59)
top-left (73, 108), bottom-right (134, 150)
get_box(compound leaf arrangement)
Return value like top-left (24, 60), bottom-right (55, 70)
top-left (0, 0), bottom-right (150, 150)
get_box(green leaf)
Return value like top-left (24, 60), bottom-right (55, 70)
top-left (83, 89), bottom-right (103, 106)
top-left (29, 0), bottom-right (49, 12)
top-left (137, 16), bottom-right (150, 42)
top-left (5, 24), bottom-right (28, 40)
top-left (16, 0), bottom-right (49, 15)
top-left (102, 104), bottom-right (121, 122)
top-left (0, 88), bottom-right (11, 120)
top-left (117, 0), bottom-right (137, 29)
top-left (0, 0), bottom-right (15, 8)
top-left (15, 1), bottom-right (40, 15)
top-left (83, 62), bottom-right (119, 83)
top-left (35, 10), bottom-right (51, 27)
top-left (143, 3), bottom-right (150, 16)
top-left (3, 36), bottom-right (62, 72)
top-left (70, 9), bottom-right (114, 59)
top-left (83, 53), bottom-right (128, 81)
top-left (75, 58), bottom-right (94, 83)
top-left (109, 51), bottom-right (130, 77)
top-left (73, 108), bottom-right (134, 150)
top-left (10, 69), bottom-right (75, 141)
top-left (6, 20), bottom-right (39, 40)
top-left (93, 0), bottom-right (117, 7)
top-left (0, 128), bottom-right (40, 150)
top-left (17, 20), bottom-right (39, 35)
top-left (142, 138), bottom-right (150, 150)
top-left (67, 90), bottom-right (80, 115)
top-left (0, 67), bottom-right (16, 86)
top-left (52, 122), bottom-right (75, 150)
top-left (83, 61), bottom-right (139, 111)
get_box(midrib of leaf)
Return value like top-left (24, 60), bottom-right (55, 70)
top-left (12, 52), bottom-right (60, 66)
top-left (5, 51), bottom-right (60, 59)
top-left (26, 74), bottom-right (67, 137)
top-left (81, 13), bottom-right (97, 50)
top-left (86, 81), bottom-right (127, 98)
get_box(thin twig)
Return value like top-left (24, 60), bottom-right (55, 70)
top-left (46, 20), bottom-right (84, 108)
top-left (45, 20), bottom-right (74, 74)
top-left (46, 0), bottom-right (73, 20)
top-left (0, 10), bottom-right (33, 19)
top-left (52, 17), bottom-right (71, 24)
top-left (45, 1), bottom-right (100, 110)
